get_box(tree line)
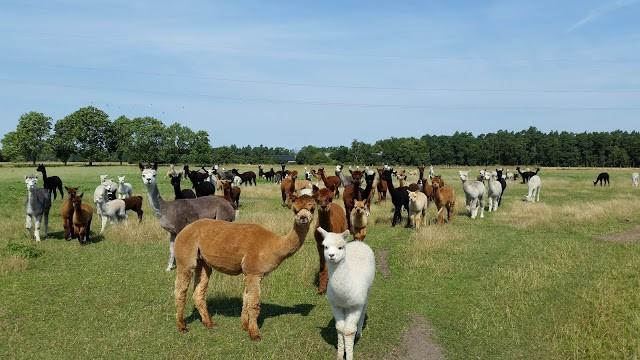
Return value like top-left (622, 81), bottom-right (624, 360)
top-left (2, 107), bottom-right (639, 167)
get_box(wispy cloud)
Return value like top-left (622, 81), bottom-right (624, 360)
top-left (568, 0), bottom-right (640, 32)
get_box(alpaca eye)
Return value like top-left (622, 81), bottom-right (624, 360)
top-left (324, 246), bottom-right (328, 249)
top-left (338, 247), bottom-right (344, 250)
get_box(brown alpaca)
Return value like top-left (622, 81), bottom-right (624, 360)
top-left (432, 182), bottom-right (455, 224)
top-left (316, 168), bottom-right (341, 198)
top-left (342, 170), bottom-right (364, 231)
top-left (173, 195), bottom-right (316, 340)
top-left (220, 181), bottom-right (241, 209)
top-left (123, 196), bottom-right (144, 223)
top-left (376, 168), bottom-right (387, 202)
top-left (350, 199), bottom-right (369, 241)
top-left (312, 188), bottom-right (347, 294)
top-left (421, 178), bottom-right (434, 202)
top-left (396, 169), bottom-right (408, 187)
top-left (71, 193), bottom-right (93, 245)
top-left (61, 186), bottom-right (79, 240)
top-left (280, 173), bottom-right (297, 207)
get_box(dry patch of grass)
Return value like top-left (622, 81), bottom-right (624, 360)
top-left (407, 225), bottom-right (466, 274)
top-left (0, 255), bottom-right (28, 274)
top-left (495, 198), bottom-right (640, 229)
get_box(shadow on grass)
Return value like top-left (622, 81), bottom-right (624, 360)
top-left (185, 296), bottom-right (314, 328)
top-left (319, 314), bottom-right (368, 348)
top-left (45, 230), bottom-right (104, 244)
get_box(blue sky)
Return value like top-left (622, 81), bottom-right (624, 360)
top-left (1, 0), bottom-right (639, 148)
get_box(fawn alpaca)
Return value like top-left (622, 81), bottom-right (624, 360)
top-left (173, 195), bottom-right (316, 340)
top-left (71, 193), bottom-right (93, 245)
top-left (313, 187), bottom-right (348, 294)
top-left (350, 199), bottom-right (369, 241)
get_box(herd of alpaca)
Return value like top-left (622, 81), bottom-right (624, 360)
top-left (23, 161), bottom-right (640, 358)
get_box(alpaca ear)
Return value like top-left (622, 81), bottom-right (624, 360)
top-left (317, 227), bottom-right (328, 238)
top-left (340, 230), bottom-right (351, 240)
top-left (138, 163), bottom-right (144, 171)
top-left (152, 162), bottom-right (158, 170)
top-left (78, 192), bottom-right (84, 198)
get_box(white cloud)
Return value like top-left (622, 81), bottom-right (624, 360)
top-left (568, 0), bottom-right (640, 32)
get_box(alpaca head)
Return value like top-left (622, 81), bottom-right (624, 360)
top-left (100, 174), bottom-right (109, 183)
top-left (350, 170), bottom-right (364, 186)
top-left (407, 190), bottom-right (419, 202)
top-left (169, 173), bottom-right (182, 186)
top-left (318, 227), bottom-right (350, 264)
top-left (336, 165), bottom-right (342, 172)
top-left (312, 187), bottom-right (335, 212)
top-left (317, 168), bottom-right (325, 177)
top-left (25, 175), bottom-right (38, 190)
top-left (65, 186), bottom-right (79, 198)
top-left (118, 176), bottom-right (126, 184)
top-left (458, 170), bottom-right (470, 181)
top-left (71, 192), bottom-right (84, 210)
top-left (36, 163), bottom-right (45, 172)
top-left (352, 200), bottom-right (369, 217)
top-left (381, 169), bottom-right (393, 181)
top-left (290, 194), bottom-right (316, 225)
top-left (140, 166), bottom-right (157, 186)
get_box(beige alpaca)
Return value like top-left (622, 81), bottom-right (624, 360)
top-left (350, 199), bottom-right (369, 241)
top-left (408, 190), bottom-right (428, 230)
top-left (173, 195), bottom-right (316, 341)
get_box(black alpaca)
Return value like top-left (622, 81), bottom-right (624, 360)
top-left (231, 169), bottom-right (257, 186)
top-left (183, 165), bottom-right (208, 184)
top-left (516, 167), bottom-right (539, 184)
top-left (264, 168), bottom-right (276, 182)
top-left (495, 169), bottom-right (507, 205)
top-left (182, 166), bottom-right (215, 197)
top-left (170, 173), bottom-right (196, 199)
top-left (382, 169), bottom-right (410, 227)
top-left (36, 164), bottom-right (63, 200)
top-left (594, 172), bottom-right (610, 186)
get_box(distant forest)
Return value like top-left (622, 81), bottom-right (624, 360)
top-left (2, 106), bottom-right (639, 167)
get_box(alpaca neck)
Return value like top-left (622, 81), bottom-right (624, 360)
top-left (278, 220), bottom-right (311, 259)
top-left (172, 183), bottom-right (182, 199)
top-left (39, 169), bottom-right (47, 180)
top-left (317, 209), bottom-right (334, 230)
top-left (144, 182), bottom-right (163, 217)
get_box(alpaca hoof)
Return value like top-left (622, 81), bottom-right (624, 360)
top-left (178, 326), bottom-right (188, 333)
top-left (249, 332), bottom-right (262, 341)
top-left (316, 287), bottom-right (326, 295)
top-left (203, 320), bottom-right (216, 329)
top-left (166, 265), bottom-right (176, 271)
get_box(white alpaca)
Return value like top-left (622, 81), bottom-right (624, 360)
top-left (506, 170), bottom-right (514, 180)
top-left (117, 176), bottom-right (133, 199)
top-left (232, 175), bottom-right (242, 187)
top-left (632, 172), bottom-right (639, 188)
top-left (524, 175), bottom-right (542, 202)
top-left (408, 190), bottom-right (428, 230)
top-left (459, 170), bottom-right (485, 219)
top-left (428, 165), bottom-right (434, 179)
top-left (24, 176), bottom-right (51, 242)
top-left (319, 228), bottom-right (375, 360)
top-left (99, 175), bottom-right (117, 193)
top-left (95, 186), bottom-right (127, 234)
top-left (484, 172), bottom-right (503, 212)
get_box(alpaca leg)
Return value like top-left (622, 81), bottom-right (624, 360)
top-left (167, 234), bottom-right (176, 271)
top-left (244, 275), bottom-right (262, 341)
top-left (100, 216), bottom-right (108, 234)
top-left (192, 260), bottom-right (214, 329)
top-left (357, 301), bottom-right (368, 338)
top-left (43, 213), bottom-right (49, 237)
top-left (34, 215), bottom-right (42, 242)
top-left (175, 267), bottom-right (193, 333)
top-left (479, 198), bottom-right (485, 218)
top-left (317, 241), bottom-right (329, 294)
top-left (241, 281), bottom-right (249, 330)
top-left (25, 214), bottom-right (32, 229)
top-left (422, 209), bottom-right (427, 227)
top-left (332, 306), bottom-right (346, 360)
top-left (343, 307), bottom-right (363, 360)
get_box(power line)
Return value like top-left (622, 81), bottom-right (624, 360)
top-left (3, 60), bottom-right (640, 95)
top-left (1, 77), bottom-right (639, 111)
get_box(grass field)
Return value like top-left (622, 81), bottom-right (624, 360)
top-left (1, 164), bottom-right (640, 359)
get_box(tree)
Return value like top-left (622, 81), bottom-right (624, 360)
top-left (49, 117), bottom-right (76, 165)
top-left (0, 112), bottom-right (52, 164)
top-left (128, 117), bottom-right (166, 162)
top-left (61, 106), bottom-right (111, 165)
top-left (111, 116), bottom-right (132, 165)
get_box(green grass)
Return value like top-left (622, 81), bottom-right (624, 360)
top-left (1, 164), bottom-right (640, 359)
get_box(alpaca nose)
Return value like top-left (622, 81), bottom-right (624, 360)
top-left (328, 253), bottom-right (334, 259)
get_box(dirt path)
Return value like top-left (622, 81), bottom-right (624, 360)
top-left (377, 248), bottom-right (391, 278)
top-left (385, 314), bottom-right (445, 360)
top-left (597, 225), bottom-right (640, 243)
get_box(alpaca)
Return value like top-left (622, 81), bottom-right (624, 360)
top-left (170, 173), bottom-right (196, 199)
top-left (117, 176), bottom-right (133, 199)
top-left (350, 199), bottom-right (369, 241)
top-left (633, 172), bottom-right (639, 188)
top-left (432, 182), bottom-right (455, 224)
top-left (123, 196), bottom-right (144, 223)
top-left (219, 180), bottom-right (241, 210)
top-left (408, 190), bottom-right (428, 230)
top-left (319, 228), bottom-right (375, 360)
top-left (24, 175), bottom-right (51, 242)
top-left (36, 164), bottom-right (63, 200)
top-left (183, 165), bottom-right (209, 184)
top-left (232, 169), bottom-right (257, 186)
top-left (484, 172), bottom-right (503, 212)
top-left (342, 170), bottom-right (364, 231)
top-left (428, 165), bottom-right (435, 179)
top-left (335, 165), bottom-right (353, 187)
top-left (232, 175), bottom-right (243, 187)
top-left (201, 167), bottom-right (218, 188)
top-left (173, 194), bottom-right (316, 340)
top-left (395, 169), bottom-right (408, 187)
top-left (317, 168), bottom-right (341, 198)
top-left (71, 193), bottom-right (93, 245)
top-left (495, 169), bottom-right (507, 205)
top-left (313, 187), bottom-right (348, 294)
top-left (264, 167), bottom-right (276, 182)
top-left (459, 170), bottom-right (485, 219)
top-left (61, 186), bottom-right (79, 240)
top-left (95, 187), bottom-right (127, 234)
top-left (99, 175), bottom-right (118, 200)
top-left (141, 162), bottom-right (236, 271)
top-left (382, 169), bottom-right (410, 227)
top-left (516, 167), bottom-right (539, 184)
top-left (375, 168), bottom-right (388, 203)
top-left (525, 175), bottom-right (542, 202)
top-left (184, 166), bottom-right (215, 196)
top-left (280, 172), bottom-right (298, 207)
top-left (594, 172), bottom-right (610, 186)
